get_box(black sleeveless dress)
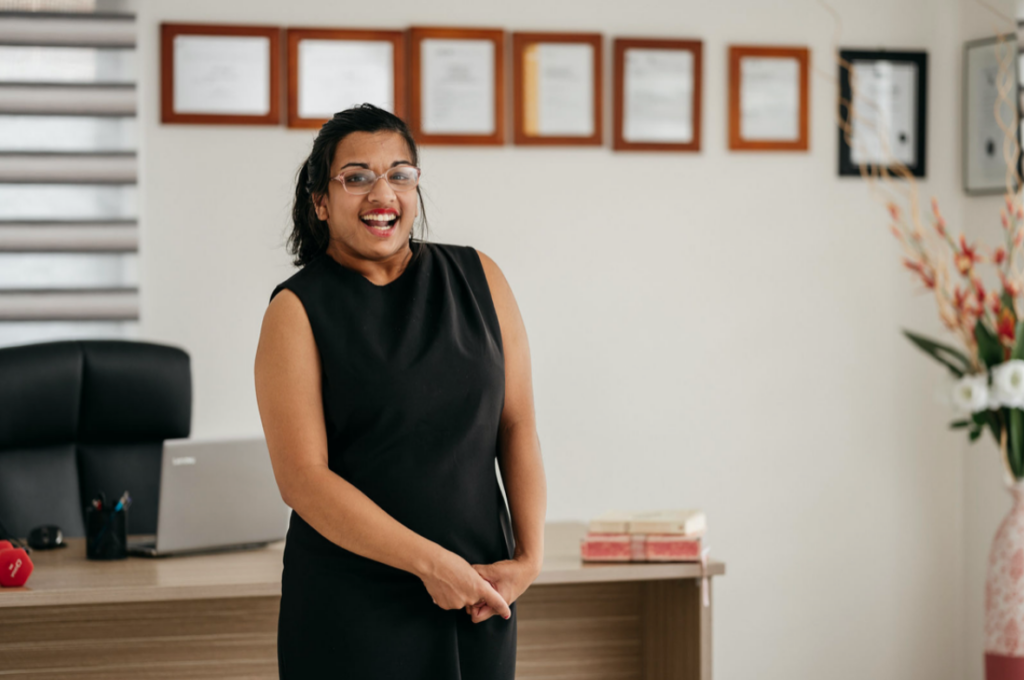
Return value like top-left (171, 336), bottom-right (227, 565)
top-left (270, 240), bottom-right (516, 679)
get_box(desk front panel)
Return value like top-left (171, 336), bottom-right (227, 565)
top-left (0, 580), bottom-right (709, 680)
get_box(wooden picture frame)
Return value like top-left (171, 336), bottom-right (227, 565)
top-left (286, 28), bottom-right (406, 129)
top-left (962, 36), bottom-right (1013, 193)
top-left (512, 32), bottom-right (603, 146)
top-left (613, 38), bottom-right (702, 152)
top-left (161, 23), bottom-right (282, 126)
top-left (838, 49), bottom-right (927, 178)
top-left (408, 27), bottom-right (505, 145)
top-left (728, 45), bottom-right (809, 151)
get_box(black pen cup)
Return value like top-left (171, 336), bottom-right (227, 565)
top-left (85, 505), bottom-right (128, 560)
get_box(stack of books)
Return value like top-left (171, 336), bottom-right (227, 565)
top-left (580, 509), bottom-right (706, 562)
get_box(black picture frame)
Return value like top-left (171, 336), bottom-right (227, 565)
top-left (838, 49), bottom-right (928, 178)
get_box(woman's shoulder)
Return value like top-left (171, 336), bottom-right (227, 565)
top-left (422, 240), bottom-right (487, 268)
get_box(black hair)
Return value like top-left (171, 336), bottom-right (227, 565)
top-left (288, 103), bottom-right (428, 267)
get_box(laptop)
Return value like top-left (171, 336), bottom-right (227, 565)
top-left (127, 437), bottom-right (290, 557)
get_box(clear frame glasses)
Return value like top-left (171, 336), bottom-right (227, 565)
top-left (331, 165), bottom-right (422, 195)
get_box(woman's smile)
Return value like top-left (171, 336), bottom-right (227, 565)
top-left (359, 208), bottom-right (400, 238)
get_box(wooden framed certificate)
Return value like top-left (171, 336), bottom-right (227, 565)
top-left (728, 45), bottom-right (810, 151)
top-left (408, 27), bottom-right (505, 145)
top-left (839, 49), bottom-right (928, 178)
top-left (512, 32), bottom-right (602, 146)
top-left (286, 28), bottom-right (406, 129)
top-left (161, 23), bottom-right (282, 126)
top-left (613, 38), bottom-right (702, 152)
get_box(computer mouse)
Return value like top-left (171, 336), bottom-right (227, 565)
top-left (28, 525), bottom-right (66, 550)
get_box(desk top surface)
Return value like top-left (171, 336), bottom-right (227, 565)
top-left (0, 522), bottom-right (724, 608)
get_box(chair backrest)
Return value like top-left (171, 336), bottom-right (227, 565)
top-left (0, 340), bottom-right (191, 539)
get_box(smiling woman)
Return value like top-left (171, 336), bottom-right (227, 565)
top-left (255, 104), bottom-right (547, 679)
top-left (286, 105), bottom-right (427, 274)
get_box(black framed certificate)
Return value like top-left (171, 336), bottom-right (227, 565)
top-left (838, 49), bottom-right (928, 177)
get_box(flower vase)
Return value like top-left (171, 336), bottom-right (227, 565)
top-left (986, 479), bottom-right (1024, 679)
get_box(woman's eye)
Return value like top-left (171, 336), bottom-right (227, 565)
top-left (346, 173), bottom-right (370, 184)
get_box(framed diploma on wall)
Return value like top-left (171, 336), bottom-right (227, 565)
top-left (161, 23), bottom-right (281, 125)
top-left (613, 38), bottom-right (702, 152)
top-left (962, 36), bottom-right (1017, 194)
top-left (838, 49), bottom-right (928, 178)
top-left (408, 27), bottom-right (505, 145)
top-left (728, 45), bottom-right (810, 151)
top-left (512, 32), bottom-right (603, 146)
top-left (286, 28), bottom-right (406, 129)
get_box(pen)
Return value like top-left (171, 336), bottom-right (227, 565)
top-left (93, 490), bottom-right (130, 547)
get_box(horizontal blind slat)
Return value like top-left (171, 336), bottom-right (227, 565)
top-left (0, 152), bottom-right (135, 182)
top-left (0, 15), bottom-right (134, 47)
top-left (0, 288), bottom-right (137, 320)
top-left (0, 83), bottom-right (134, 114)
top-left (0, 224), bottom-right (136, 250)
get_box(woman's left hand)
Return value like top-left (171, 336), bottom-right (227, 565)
top-left (465, 558), bottom-right (540, 624)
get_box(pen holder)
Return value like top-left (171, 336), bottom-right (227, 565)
top-left (85, 505), bottom-right (127, 560)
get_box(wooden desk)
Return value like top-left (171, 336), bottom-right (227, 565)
top-left (0, 522), bottom-right (724, 679)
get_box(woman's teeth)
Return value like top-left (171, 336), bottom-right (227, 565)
top-left (361, 214), bottom-right (397, 228)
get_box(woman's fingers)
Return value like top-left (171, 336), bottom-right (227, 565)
top-left (471, 603), bottom-right (496, 624)
top-left (481, 582), bottom-right (511, 620)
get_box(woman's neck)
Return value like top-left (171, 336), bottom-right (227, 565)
top-left (325, 240), bottom-right (413, 286)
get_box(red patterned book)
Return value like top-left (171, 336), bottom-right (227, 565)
top-left (644, 534), bottom-right (701, 562)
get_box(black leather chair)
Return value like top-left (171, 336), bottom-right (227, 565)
top-left (0, 340), bottom-right (191, 539)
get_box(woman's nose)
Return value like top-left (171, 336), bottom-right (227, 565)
top-left (367, 175), bottom-right (397, 203)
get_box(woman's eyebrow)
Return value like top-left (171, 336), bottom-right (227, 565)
top-left (339, 160), bottom-right (413, 170)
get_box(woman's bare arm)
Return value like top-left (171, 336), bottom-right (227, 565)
top-left (254, 289), bottom-right (510, 617)
top-left (477, 252), bottom-right (547, 573)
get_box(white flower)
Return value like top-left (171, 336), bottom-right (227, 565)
top-left (952, 374), bottom-right (991, 413)
top-left (992, 360), bottom-right (1024, 408)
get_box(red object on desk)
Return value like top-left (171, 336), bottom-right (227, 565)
top-left (580, 533), bottom-right (632, 562)
top-left (0, 547), bottom-right (33, 587)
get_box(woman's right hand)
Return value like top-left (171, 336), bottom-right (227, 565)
top-left (419, 549), bottom-right (511, 619)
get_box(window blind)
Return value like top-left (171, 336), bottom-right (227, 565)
top-left (0, 3), bottom-right (137, 347)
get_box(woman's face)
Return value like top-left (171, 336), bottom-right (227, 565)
top-left (314, 130), bottom-right (419, 262)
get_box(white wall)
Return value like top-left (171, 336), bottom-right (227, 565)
top-left (136, 1), bottom-right (979, 678)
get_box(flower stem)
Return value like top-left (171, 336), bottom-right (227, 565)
top-left (1000, 416), bottom-right (1016, 484)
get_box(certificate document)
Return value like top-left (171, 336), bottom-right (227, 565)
top-left (623, 48), bottom-right (694, 143)
top-left (420, 38), bottom-right (495, 135)
top-left (965, 41), bottom-right (1016, 190)
top-left (523, 43), bottom-right (594, 136)
top-left (739, 56), bottom-right (799, 141)
top-left (849, 60), bottom-right (917, 166)
top-left (173, 35), bottom-right (270, 115)
top-left (298, 40), bottom-right (394, 119)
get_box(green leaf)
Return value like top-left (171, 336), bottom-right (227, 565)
top-left (950, 420), bottom-right (971, 429)
top-left (1012, 409), bottom-right (1024, 478)
top-left (1012, 320), bottom-right (1024, 361)
top-left (903, 329), bottom-right (972, 377)
top-left (975, 321), bottom-right (1004, 369)
top-left (970, 427), bottom-right (983, 441)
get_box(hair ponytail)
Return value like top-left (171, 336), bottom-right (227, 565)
top-left (288, 162), bottom-right (330, 266)
top-left (287, 103), bottom-right (428, 267)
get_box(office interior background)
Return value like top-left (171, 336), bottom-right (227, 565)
top-left (4, 0), bottom-right (1023, 677)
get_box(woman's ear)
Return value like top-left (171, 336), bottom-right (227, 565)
top-left (312, 193), bottom-right (328, 221)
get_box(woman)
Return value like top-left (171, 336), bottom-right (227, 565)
top-left (254, 104), bottom-right (547, 679)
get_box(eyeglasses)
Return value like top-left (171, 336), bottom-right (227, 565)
top-left (331, 165), bottom-right (422, 195)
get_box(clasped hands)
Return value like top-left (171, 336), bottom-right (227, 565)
top-left (421, 552), bottom-right (540, 624)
